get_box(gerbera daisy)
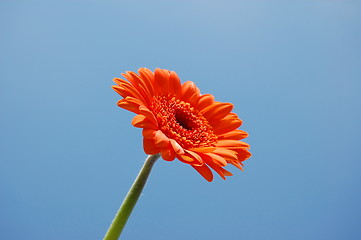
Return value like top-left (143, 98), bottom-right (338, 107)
top-left (112, 68), bottom-right (251, 181)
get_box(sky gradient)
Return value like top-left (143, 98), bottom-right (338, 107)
top-left (1, 1), bottom-right (361, 239)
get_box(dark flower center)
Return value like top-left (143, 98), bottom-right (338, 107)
top-left (174, 109), bottom-right (194, 130)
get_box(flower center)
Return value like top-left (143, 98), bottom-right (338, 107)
top-left (151, 95), bottom-right (218, 149)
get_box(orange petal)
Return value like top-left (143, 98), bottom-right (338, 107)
top-left (184, 150), bottom-right (203, 165)
top-left (117, 99), bottom-right (140, 114)
top-left (139, 105), bottom-right (158, 125)
top-left (143, 138), bottom-right (160, 155)
top-left (142, 129), bottom-right (157, 139)
top-left (176, 150), bottom-right (203, 166)
top-left (212, 113), bottom-right (243, 134)
top-left (132, 72), bottom-right (154, 105)
top-left (154, 130), bottom-right (170, 148)
top-left (121, 72), bottom-right (151, 105)
top-left (216, 140), bottom-right (250, 148)
top-left (191, 164), bottom-right (214, 182)
top-left (227, 149), bottom-right (250, 170)
top-left (154, 68), bottom-right (170, 95)
top-left (177, 154), bottom-right (197, 164)
top-left (200, 153), bottom-right (233, 180)
top-left (116, 96), bottom-right (144, 114)
top-left (123, 72), bottom-right (142, 86)
top-left (197, 94), bottom-right (214, 111)
top-left (188, 147), bottom-right (216, 153)
top-left (200, 102), bottom-right (233, 122)
top-left (221, 168), bottom-right (233, 177)
top-left (169, 71), bottom-right (182, 98)
top-left (131, 115), bottom-right (158, 129)
top-left (138, 68), bottom-right (155, 96)
top-left (112, 85), bottom-right (130, 98)
top-left (113, 77), bottom-right (128, 85)
top-left (124, 96), bottom-right (144, 105)
top-left (212, 148), bottom-right (238, 162)
top-left (181, 81), bottom-right (199, 106)
top-left (230, 161), bottom-right (244, 170)
top-left (233, 148), bottom-right (252, 161)
top-left (217, 130), bottom-right (249, 140)
top-left (170, 139), bottom-right (185, 155)
top-left (205, 153), bottom-right (228, 166)
top-left (189, 92), bottom-right (200, 107)
top-left (160, 147), bottom-right (175, 161)
top-left (112, 84), bottom-right (148, 107)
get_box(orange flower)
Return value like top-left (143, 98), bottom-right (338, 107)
top-left (112, 68), bottom-right (251, 181)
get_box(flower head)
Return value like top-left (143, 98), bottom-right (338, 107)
top-left (112, 68), bottom-right (251, 181)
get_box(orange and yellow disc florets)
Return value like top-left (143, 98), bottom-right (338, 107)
top-left (151, 94), bottom-right (218, 149)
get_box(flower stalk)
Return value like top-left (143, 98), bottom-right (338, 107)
top-left (103, 154), bottom-right (161, 240)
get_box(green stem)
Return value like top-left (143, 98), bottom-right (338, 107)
top-left (103, 154), bottom-right (161, 240)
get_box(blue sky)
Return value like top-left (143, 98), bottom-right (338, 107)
top-left (1, 0), bottom-right (360, 239)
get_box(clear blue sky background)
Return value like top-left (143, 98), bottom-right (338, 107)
top-left (1, 1), bottom-right (360, 239)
